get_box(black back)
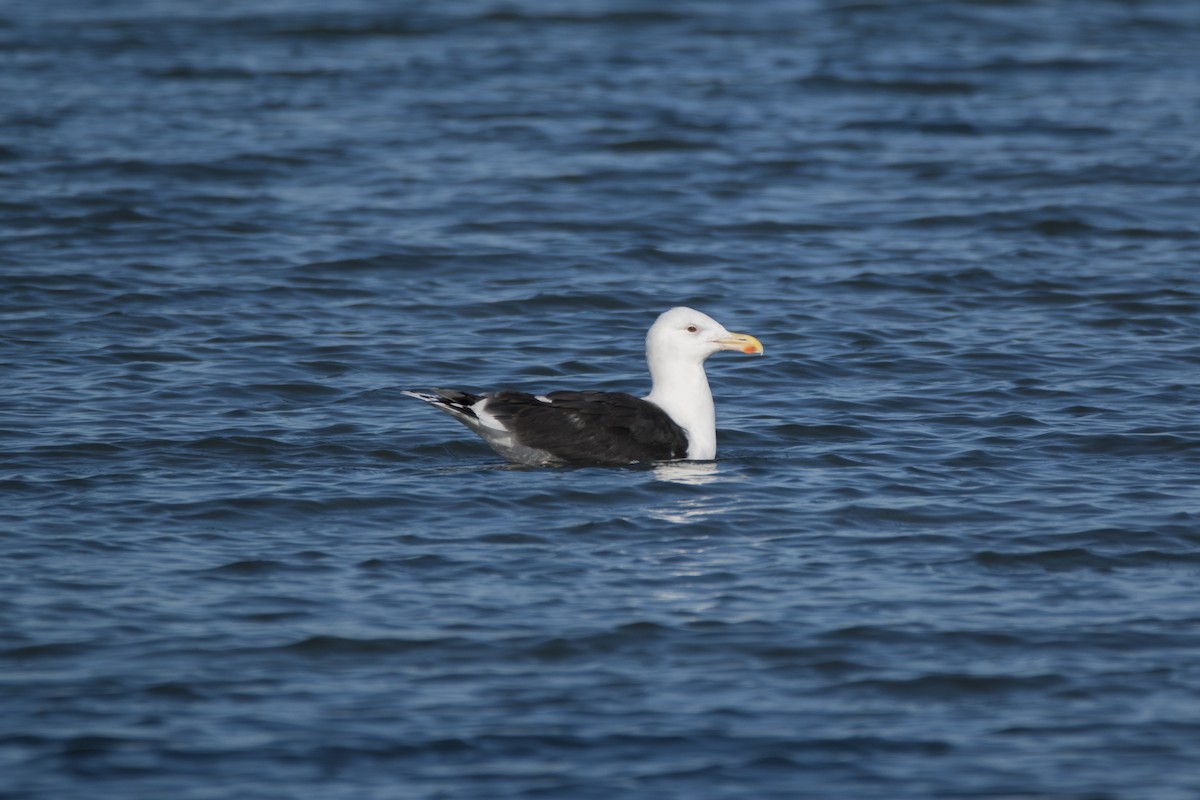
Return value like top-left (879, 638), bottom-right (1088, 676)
top-left (484, 390), bottom-right (689, 466)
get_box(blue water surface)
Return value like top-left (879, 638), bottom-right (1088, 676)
top-left (2, 1), bottom-right (1200, 798)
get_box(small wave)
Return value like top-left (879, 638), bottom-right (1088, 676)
top-left (183, 435), bottom-right (285, 456)
top-left (606, 137), bottom-right (716, 152)
top-left (1, 641), bottom-right (92, 661)
top-left (831, 502), bottom-right (1010, 527)
top-left (770, 422), bottom-right (874, 442)
top-left (280, 634), bottom-right (467, 655)
top-left (802, 74), bottom-right (979, 95)
top-left (357, 554), bottom-right (460, 572)
top-left (844, 671), bottom-right (1065, 698)
top-left (975, 548), bottom-right (1200, 571)
top-left (244, 381), bottom-right (342, 398)
top-left (100, 347), bottom-right (199, 363)
top-left (480, 9), bottom-right (687, 26)
top-left (1033, 431), bottom-right (1200, 458)
top-left (201, 559), bottom-right (289, 575)
top-left (29, 441), bottom-right (126, 457)
top-left (525, 621), bottom-right (676, 661)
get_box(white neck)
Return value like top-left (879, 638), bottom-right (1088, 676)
top-left (644, 359), bottom-right (716, 460)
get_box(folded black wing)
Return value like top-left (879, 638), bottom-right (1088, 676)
top-left (483, 390), bottom-right (689, 466)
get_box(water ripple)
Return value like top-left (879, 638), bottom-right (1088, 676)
top-left (3, 1), bottom-right (1199, 798)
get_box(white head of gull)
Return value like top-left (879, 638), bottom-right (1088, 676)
top-left (643, 306), bottom-right (764, 461)
top-left (404, 306), bottom-right (762, 466)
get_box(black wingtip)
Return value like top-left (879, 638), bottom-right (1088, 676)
top-left (403, 388), bottom-right (484, 420)
top-left (432, 388), bottom-right (483, 405)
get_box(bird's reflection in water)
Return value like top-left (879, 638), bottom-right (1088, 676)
top-left (649, 461), bottom-right (741, 524)
top-left (653, 461), bottom-right (722, 485)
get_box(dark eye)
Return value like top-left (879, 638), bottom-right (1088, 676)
top-left (686, 325), bottom-right (698, 333)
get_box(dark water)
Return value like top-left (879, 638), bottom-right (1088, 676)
top-left (3, 1), bottom-right (1200, 797)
